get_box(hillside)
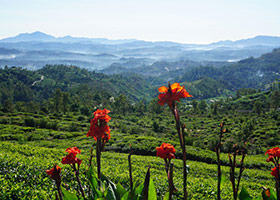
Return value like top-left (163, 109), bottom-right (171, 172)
top-left (178, 48), bottom-right (280, 91)
top-left (0, 65), bottom-right (155, 106)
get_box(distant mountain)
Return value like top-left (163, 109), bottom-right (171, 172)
top-left (0, 31), bottom-right (137, 45)
top-left (1, 31), bottom-right (56, 43)
top-left (210, 35), bottom-right (280, 47)
top-left (177, 48), bottom-right (280, 91)
top-left (1, 31), bottom-right (280, 70)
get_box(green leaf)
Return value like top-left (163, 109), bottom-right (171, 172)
top-left (116, 183), bottom-right (127, 199)
top-left (262, 188), bottom-right (277, 200)
top-left (163, 192), bottom-right (169, 200)
top-left (269, 189), bottom-right (277, 200)
top-left (239, 187), bottom-right (253, 200)
top-left (87, 166), bottom-right (98, 189)
top-left (121, 191), bottom-right (129, 200)
top-left (148, 179), bottom-right (157, 200)
top-left (101, 173), bottom-right (117, 191)
top-left (220, 175), bottom-right (227, 186)
top-left (61, 187), bottom-right (79, 200)
top-left (106, 183), bottom-right (117, 200)
top-left (134, 184), bottom-right (144, 196)
top-left (87, 166), bottom-right (103, 198)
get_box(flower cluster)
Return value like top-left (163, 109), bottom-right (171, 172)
top-left (266, 147), bottom-right (280, 162)
top-left (61, 147), bottom-right (82, 166)
top-left (87, 109), bottom-right (111, 142)
top-left (271, 165), bottom-right (280, 178)
top-left (265, 147), bottom-right (280, 178)
top-left (158, 83), bottom-right (192, 107)
top-left (156, 143), bottom-right (176, 159)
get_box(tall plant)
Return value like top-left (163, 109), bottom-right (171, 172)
top-left (158, 82), bottom-right (192, 199)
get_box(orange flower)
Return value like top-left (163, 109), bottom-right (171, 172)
top-left (158, 83), bottom-right (192, 107)
top-left (61, 147), bottom-right (82, 166)
top-left (66, 147), bottom-right (81, 156)
top-left (46, 165), bottom-right (61, 181)
top-left (93, 109), bottom-right (111, 122)
top-left (156, 143), bottom-right (176, 159)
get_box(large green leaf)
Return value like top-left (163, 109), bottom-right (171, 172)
top-left (116, 183), bottom-right (127, 199)
top-left (134, 184), bottom-right (144, 196)
top-left (163, 192), bottom-right (169, 200)
top-left (239, 187), bottom-right (253, 200)
top-left (61, 187), bottom-right (79, 200)
top-left (148, 179), bottom-right (157, 200)
top-left (120, 191), bottom-right (129, 200)
top-left (106, 183), bottom-right (117, 200)
top-left (87, 166), bottom-right (103, 198)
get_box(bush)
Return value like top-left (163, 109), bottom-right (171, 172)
top-left (24, 117), bottom-right (36, 127)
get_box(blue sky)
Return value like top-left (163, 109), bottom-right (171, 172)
top-left (0, 0), bottom-right (279, 44)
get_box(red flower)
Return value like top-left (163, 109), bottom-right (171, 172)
top-left (266, 156), bottom-right (274, 162)
top-left (156, 143), bottom-right (176, 159)
top-left (158, 83), bottom-right (192, 107)
top-left (93, 109), bottom-right (111, 122)
top-left (46, 165), bottom-right (61, 181)
top-left (87, 108), bottom-right (111, 142)
top-left (66, 147), bottom-right (81, 156)
top-left (265, 147), bottom-right (280, 158)
top-left (61, 147), bottom-right (82, 166)
top-left (271, 165), bottom-right (279, 178)
top-left (87, 118), bottom-right (111, 140)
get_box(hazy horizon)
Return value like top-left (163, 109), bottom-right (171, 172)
top-left (1, 0), bottom-right (280, 44)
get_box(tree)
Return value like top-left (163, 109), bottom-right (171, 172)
top-left (270, 91), bottom-right (280, 111)
top-left (3, 98), bottom-right (14, 113)
top-left (53, 88), bottom-right (63, 113)
top-left (148, 98), bottom-right (163, 114)
top-left (253, 100), bottom-right (263, 115)
top-left (191, 100), bottom-right (199, 113)
top-left (198, 100), bottom-right (207, 113)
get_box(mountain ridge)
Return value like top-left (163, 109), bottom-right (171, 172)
top-left (2, 31), bottom-right (280, 47)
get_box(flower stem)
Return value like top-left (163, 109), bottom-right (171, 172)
top-left (96, 137), bottom-right (102, 180)
top-left (168, 163), bottom-right (174, 200)
top-left (128, 145), bottom-right (133, 197)
top-left (215, 122), bottom-right (224, 200)
top-left (55, 182), bottom-right (63, 200)
top-left (73, 164), bottom-right (85, 199)
top-left (88, 144), bottom-right (94, 169)
top-left (276, 162), bottom-right (280, 200)
top-left (170, 104), bottom-right (187, 200)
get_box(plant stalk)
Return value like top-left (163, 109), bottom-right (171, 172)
top-left (168, 163), bottom-right (174, 200)
top-left (55, 182), bottom-right (63, 200)
top-left (96, 137), bottom-right (102, 180)
top-left (73, 164), bottom-right (85, 199)
top-left (170, 103), bottom-right (187, 200)
top-left (128, 146), bottom-right (133, 197)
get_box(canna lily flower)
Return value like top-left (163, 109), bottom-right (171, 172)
top-left (87, 118), bottom-right (111, 140)
top-left (93, 109), bottom-right (111, 122)
top-left (87, 108), bottom-right (111, 142)
top-left (158, 83), bottom-right (192, 107)
top-left (61, 147), bottom-right (82, 166)
top-left (66, 147), bottom-right (81, 156)
top-left (271, 165), bottom-right (279, 178)
top-left (46, 165), bottom-right (61, 182)
top-left (265, 147), bottom-right (280, 158)
top-left (156, 143), bottom-right (176, 159)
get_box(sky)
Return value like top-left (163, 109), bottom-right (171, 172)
top-left (0, 0), bottom-right (280, 44)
